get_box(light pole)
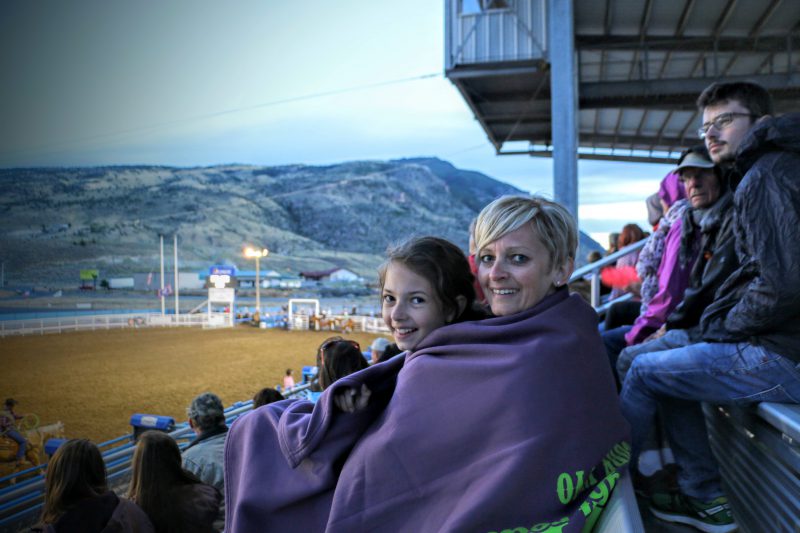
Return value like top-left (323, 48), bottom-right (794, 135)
top-left (244, 246), bottom-right (269, 317)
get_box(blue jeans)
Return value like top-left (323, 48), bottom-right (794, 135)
top-left (620, 341), bottom-right (800, 500)
top-left (602, 325), bottom-right (632, 388)
top-left (617, 328), bottom-right (692, 383)
top-left (5, 428), bottom-right (26, 461)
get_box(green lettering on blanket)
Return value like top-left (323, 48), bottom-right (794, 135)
top-left (486, 441), bottom-right (631, 533)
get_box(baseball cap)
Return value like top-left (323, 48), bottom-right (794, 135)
top-left (674, 151), bottom-right (714, 173)
top-left (370, 337), bottom-right (391, 353)
top-left (187, 392), bottom-right (224, 420)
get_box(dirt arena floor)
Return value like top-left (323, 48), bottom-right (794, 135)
top-left (0, 326), bottom-right (384, 443)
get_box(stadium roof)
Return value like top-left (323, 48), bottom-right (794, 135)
top-left (446, 0), bottom-right (800, 163)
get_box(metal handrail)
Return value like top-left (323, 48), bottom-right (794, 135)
top-left (0, 399), bottom-right (266, 526)
top-left (569, 240), bottom-right (646, 309)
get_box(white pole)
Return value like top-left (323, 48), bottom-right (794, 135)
top-left (174, 234), bottom-right (179, 319)
top-left (160, 234), bottom-right (165, 316)
top-left (255, 255), bottom-right (261, 316)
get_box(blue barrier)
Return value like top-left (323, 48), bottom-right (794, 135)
top-left (302, 365), bottom-right (318, 384)
top-left (44, 438), bottom-right (67, 457)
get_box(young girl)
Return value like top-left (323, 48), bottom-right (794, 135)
top-left (129, 431), bottom-right (221, 533)
top-left (224, 236), bottom-right (482, 532)
top-left (379, 236), bottom-right (483, 351)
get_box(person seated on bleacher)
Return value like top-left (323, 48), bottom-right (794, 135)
top-left (620, 81), bottom-right (800, 532)
top-left (608, 223), bottom-right (646, 302)
top-left (616, 149), bottom-right (738, 381)
top-left (602, 146), bottom-right (724, 388)
top-left (317, 338), bottom-right (369, 390)
top-left (368, 337), bottom-right (391, 364)
top-left (129, 431), bottom-right (221, 533)
top-left (253, 387), bottom-right (284, 409)
top-left (636, 171), bottom-right (687, 314)
top-left (224, 235), bottom-right (486, 532)
top-left (31, 439), bottom-right (154, 533)
top-left (327, 196), bottom-right (628, 531)
top-left (182, 393), bottom-right (227, 501)
top-left (226, 198), bottom-right (629, 532)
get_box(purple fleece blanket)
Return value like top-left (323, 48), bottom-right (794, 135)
top-left (224, 350), bottom-right (406, 532)
top-left (225, 289), bottom-right (630, 533)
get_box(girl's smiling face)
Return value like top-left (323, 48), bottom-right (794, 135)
top-left (381, 262), bottom-right (450, 352)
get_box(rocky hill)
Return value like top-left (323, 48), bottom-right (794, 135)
top-left (0, 158), bottom-right (602, 286)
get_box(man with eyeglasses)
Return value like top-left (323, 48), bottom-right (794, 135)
top-left (619, 81), bottom-right (800, 532)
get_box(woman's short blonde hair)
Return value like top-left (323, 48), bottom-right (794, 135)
top-left (474, 195), bottom-right (577, 271)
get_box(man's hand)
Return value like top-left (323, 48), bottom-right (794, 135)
top-left (334, 384), bottom-right (372, 413)
top-left (644, 325), bottom-right (667, 343)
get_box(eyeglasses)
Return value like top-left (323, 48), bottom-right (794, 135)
top-left (697, 112), bottom-right (757, 139)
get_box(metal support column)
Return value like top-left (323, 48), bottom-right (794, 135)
top-left (547, 0), bottom-right (579, 223)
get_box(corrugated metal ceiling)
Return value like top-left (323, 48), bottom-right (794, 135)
top-left (447, 0), bottom-right (800, 163)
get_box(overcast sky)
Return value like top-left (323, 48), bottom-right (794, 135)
top-left (0, 0), bottom-right (675, 243)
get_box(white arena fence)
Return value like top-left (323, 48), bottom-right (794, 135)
top-left (0, 312), bottom-right (210, 338)
top-left (0, 311), bottom-right (390, 338)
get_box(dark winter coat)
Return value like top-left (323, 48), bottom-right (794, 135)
top-left (667, 191), bottom-right (737, 331)
top-left (700, 113), bottom-right (800, 362)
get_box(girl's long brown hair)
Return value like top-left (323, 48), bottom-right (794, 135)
top-left (40, 439), bottom-right (108, 524)
top-left (128, 430), bottom-right (202, 532)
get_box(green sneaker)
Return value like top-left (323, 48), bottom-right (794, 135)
top-left (649, 492), bottom-right (738, 533)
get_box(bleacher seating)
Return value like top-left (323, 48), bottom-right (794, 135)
top-left (705, 401), bottom-right (800, 532)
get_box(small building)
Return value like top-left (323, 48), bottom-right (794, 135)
top-left (108, 277), bottom-right (135, 289)
top-left (232, 270), bottom-right (303, 289)
top-left (299, 268), bottom-right (361, 283)
top-left (133, 272), bottom-right (205, 291)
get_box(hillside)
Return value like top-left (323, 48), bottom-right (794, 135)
top-left (0, 158), bottom-right (602, 287)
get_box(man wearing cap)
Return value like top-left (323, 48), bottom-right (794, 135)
top-left (0, 399), bottom-right (27, 465)
top-left (369, 337), bottom-right (390, 365)
top-left (616, 146), bottom-right (737, 380)
top-left (183, 392), bottom-right (227, 528)
top-left (602, 146), bottom-right (726, 382)
top-left (620, 81), bottom-right (800, 532)
top-left (183, 392), bottom-right (227, 492)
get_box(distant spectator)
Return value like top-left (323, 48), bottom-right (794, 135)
top-left (638, 172), bottom-right (691, 314)
top-left (282, 369), bottom-right (295, 390)
top-left (602, 224), bottom-right (648, 329)
top-left (657, 171), bottom-right (687, 216)
top-left (1, 398), bottom-right (27, 465)
top-left (645, 193), bottom-right (663, 228)
top-left (587, 250), bottom-right (602, 264)
top-left (253, 388), bottom-right (284, 409)
top-left (32, 439), bottom-right (154, 533)
top-left (182, 392), bottom-right (226, 526)
top-left (378, 343), bottom-right (402, 362)
top-left (129, 431), bottom-right (221, 533)
top-left (606, 232), bottom-right (620, 256)
top-left (369, 337), bottom-right (391, 364)
top-left (318, 338), bottom-right (369, 390)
